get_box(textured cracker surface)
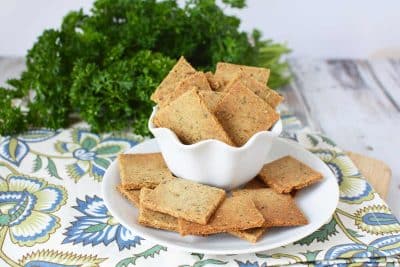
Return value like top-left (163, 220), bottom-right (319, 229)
top-left (151, 56), bottom-right (196, 103)
top-left (215, 62), bottom-right (270, 86)
top-left (138, 188), bottom-right (179, 232)
top-left (229, 227), bottom-right (267, 243)
top-left (215, 81), bottom-right (280, 146)
top-left (258, 156), bottom-right (323, 193)
top-left (118, 153), bottom-right (175, 190)
top-left (153, 89), bottom-right (235, 145)
top-left (243, 177), bottom-right (267, 189)
top-left (141, 179), bottom-right (226, 225)
top-left (233, 188), bottom-right (308, 227)
top-left (117, 185), bottom-right (140, 207)
top-left (198, 91), bottom-right (224, 111)
top-left (205, 71), bottom-right (223, 91)
top-left (265, 86), bottom-right (284, 108)
top-left (178, 195), bottom-right (265, 235)
top-left (159, 72), bottom-right (211, 107)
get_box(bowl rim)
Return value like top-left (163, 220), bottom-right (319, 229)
top-left (148, 106), bottom-right (282, 152)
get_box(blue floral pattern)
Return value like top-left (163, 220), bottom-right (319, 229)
top-left (0, 120), bottom-right (399, 266)
top-left (63, 195), bottom-right (143, 250)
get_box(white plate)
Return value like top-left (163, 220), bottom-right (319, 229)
top-left (102, 138), bottom-right (339, 255)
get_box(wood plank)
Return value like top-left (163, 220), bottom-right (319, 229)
top-left (288, 58), bottom-right (400, 217)
top-left (347, 151), bottom-right (391, 200)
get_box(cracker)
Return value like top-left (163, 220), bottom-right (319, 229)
top-left (205, 71), bottom-right (223, 91)
top-left (178, 195), bottom-right (265, 235)
top-left (229, 227), bottom-right (267, 243)
top-left (151, 56), bottom-right (196, 103)
top-left (243, 177), bottom-right (267, 189)
top-left (138, 188), bottom-right (179, 232)
top-left (233, 188), bottom-right (308, 227)
top-left (141, 178), bottom-right (226, 225)
top-left (159, 72), bottom-right (212, 107)
top-left (197, 91), bottom-right (224, 111)
top-left (258, 156), bottom-right (323, 193)
top-left (117, 185), bottom-right (140, 207)
top-left (215, 81), bottom-right (280, 146)
top-left (215, 62), bottom-right (270, 86)
top-left (225, 72), bottom-right (283, 108)
top-left (153, 89), bottom-right (235, 146)
top-left (118, 153), bottom-right (175, 190)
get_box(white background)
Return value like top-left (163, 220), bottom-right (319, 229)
top-left (0, 0), bottom-right (400, 58)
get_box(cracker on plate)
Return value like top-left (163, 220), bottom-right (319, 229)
top-left (151, 56), bottom-right (196, 103)
top-left (140, 178), bottom-right (226, 225)
top-left (159, 72), bottom-right (212, 107)
top-left (229, 227), bottom-right (267, 243)
top-left (138, 188), bottom-right (179, 232)
top-left (225, 72), bottom-right (283, 108)
top-left (178, 195), bottom-right (265, 236)
top-left (215, 81), bottom-right (280, 146)
top-left (242, 177), bottom-right (267, 189)
top-left (118, 153), bottom-right (175, 190)
top-left (117, 185), bottom-right (140, 207)
top-left (233, 188), bottom-right (308, 227)
top-left (258, 156), bottom-right (323, 193)
top-left (215, 62), bottom-right (270, 86)
top-left (197, 90), bottom-right (224, 112)
top-left (153, 88), bottom-right (235, 146)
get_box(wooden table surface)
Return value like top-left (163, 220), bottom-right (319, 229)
top-left (1, 57), bottom-right (399, 218)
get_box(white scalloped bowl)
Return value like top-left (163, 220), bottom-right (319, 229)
top-left (148, 106), bottom-right (282, 190)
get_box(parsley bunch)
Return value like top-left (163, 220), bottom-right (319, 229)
top-left (1, 0), bottom-right (290, 136)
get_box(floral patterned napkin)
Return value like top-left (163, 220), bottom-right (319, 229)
top-left (0, 113), bottom-right (399, 267)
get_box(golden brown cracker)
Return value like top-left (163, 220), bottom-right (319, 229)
top-left (258, 156), bottom-right (323, 193)
top-left (159, 72), bottom-right (212, 107)
top-left (141, 178), bottom-right (226, 225)
top-left (153, 89), bottom-right (235, 146)
top-left (265, 86), bottom-right (284, 108)
top-left (229, 227), bottom-right (267, 243)
top-left (205, 71), bottom-right (223, 91)
top-left (197, 91), bottom-right (224, 111)
top-left (178, 195), bottom-right (265, 235)
top-left (215, 81), bottom-right (280, 146)
top-left (151, 56), bottom-right (196, 103)
top-left (117, 185), bottom-right (140, 207)
top-left (243, 177), bottom-right (267, 189)
top-left (118, 153), bottom-right (175, 190)
top-left (233, 188), bottom-right (308, 227)
top-left (215, 62), bottom-right (270, 86)
top-left (138, 188), bottom-right (179, 232)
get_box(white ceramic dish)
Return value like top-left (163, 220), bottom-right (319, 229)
top-left (102, 138), bottom-right (339, 255)
top-left (148, 106), bottom-right (283, 190)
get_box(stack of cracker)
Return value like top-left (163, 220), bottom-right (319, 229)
top-left (151, 57), bottom-right (284, 147)
top-left (117, 153), bottom-right (323, 243)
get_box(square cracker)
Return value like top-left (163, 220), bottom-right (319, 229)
top-left (151, 56), bottom-right (196, 103)
top-left (215, 62), bottom-right (270, 86)
top-left (138, 188), bottom-right (179, 232)
top-left (229, 227), bottom-right (267, 243)
top-left (178, 195), bottom-right (265, 235)
top-left (153, 89), bottom-right (235, 146)
top-left (118, 153), bottom-right (175, 190)
top-left (242, 177), bottom-right (267, 189)
top-left (140, 178), bottom-right (226, 225)
top-left (225, 72), bottom-right (283, 108)
top-left (197, 91), bottom-right (224, 112)
top-left (159, 72), bottom-right (212, 107)
top-left (215, 81), bottom-right (280, 146)
top-left (233, 188), bottom-right (308, 227)
top-left (117, 185), bottom-right (140, 207)
top-left (258, 156), bottom-right (323, 193)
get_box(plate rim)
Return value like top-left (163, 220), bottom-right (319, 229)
top-left (102, 138), bottom-right (339, 255)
